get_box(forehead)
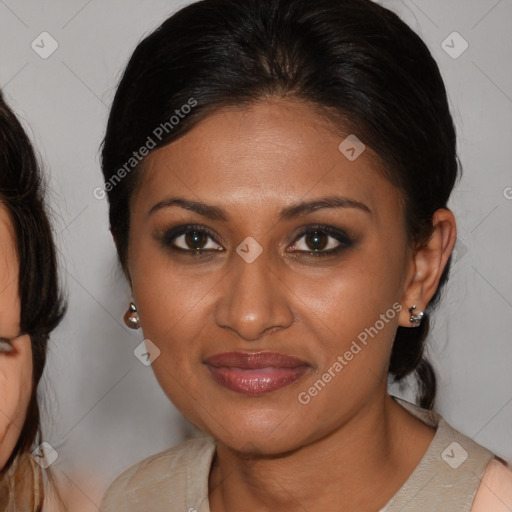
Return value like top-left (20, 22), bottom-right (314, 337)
top-left (133, 99), bottom-right (401, 221)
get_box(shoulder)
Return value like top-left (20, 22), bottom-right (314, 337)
top-left (472, 459), bottom-right (512, 511)
top-left (99, 436), bottom-right (216, 511)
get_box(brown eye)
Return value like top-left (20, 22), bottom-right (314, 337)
top-left (184, 230), bottom-right (209, 250)
top-left (160, 225), bottom-right (224, 253)
top-left (289, 226), bottom-right (353, 256)
top-left (304, 231), bottom-right (329, 251)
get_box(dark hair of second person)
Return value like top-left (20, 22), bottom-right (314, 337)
top-left (0, 90), bottom-right (66, 511)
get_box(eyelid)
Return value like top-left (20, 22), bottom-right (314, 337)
top-left (291, 223), bottom-right (350, 238)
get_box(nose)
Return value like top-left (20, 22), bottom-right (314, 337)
top-left (214, 246), bottom-right (294, 341)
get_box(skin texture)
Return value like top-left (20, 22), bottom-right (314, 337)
top-left (0, 204), bottom-right (32, 470)
top-left (126, 98), bottom-right (457, 511)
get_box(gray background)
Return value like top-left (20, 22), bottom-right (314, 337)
top-left (0, 0), bottom-right (511, 508)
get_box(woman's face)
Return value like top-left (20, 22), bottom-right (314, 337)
top-left (0, 205), bottom-right (32, 469)
top-left (127, 98), bottom-right (416, 454)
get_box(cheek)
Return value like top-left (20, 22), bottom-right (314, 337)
top-left (130, 265), bottom-right (210, 407)
top-left (290, 243), bottom-right (403, 341)
top-left (130, 239), bottom-right (212, 324)
top-left (132, 267), bottom-right (210, 361)
top-left (0, 351), bottom-right (33, 469)
top-left (285, 247), bottom-right (404, 405)
top-left (297, 278), bottom-right (400, 390)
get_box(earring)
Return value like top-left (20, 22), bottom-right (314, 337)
top-left (124, 302), bottom-right (141, 329)
top-left (408, 305), bottom-right (424, 325)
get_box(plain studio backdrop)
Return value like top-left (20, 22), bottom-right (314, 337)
top-left (0, 0), bottom-right (511, 508)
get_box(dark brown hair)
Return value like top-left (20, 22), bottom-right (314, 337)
top-left (101, 0), bottom-right (460, 409)
top-left (0, 90), bottom-right (67, 510)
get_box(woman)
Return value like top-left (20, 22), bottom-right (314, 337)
top-left (99, 0), bottom-right (512, 510)
top-left (0, 91), bottom-right (66, 510)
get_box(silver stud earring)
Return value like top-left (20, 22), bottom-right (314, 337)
top-left (124, 302), bottom-right (141, 329)
top-left (408, 305), bottom-right (424, 325)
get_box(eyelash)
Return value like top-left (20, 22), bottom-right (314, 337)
top-left (159, 224), bottom-right (353, 258)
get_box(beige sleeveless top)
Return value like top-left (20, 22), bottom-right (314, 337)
top-left (100, 396), bottom-right (509, 511)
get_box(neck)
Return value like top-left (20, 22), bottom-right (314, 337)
top-left (208, 392), bottom-right (435, 512)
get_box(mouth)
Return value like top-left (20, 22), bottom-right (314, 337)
top-left (203, 351), bottom-right (310, 394)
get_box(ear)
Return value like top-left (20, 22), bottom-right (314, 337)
top-left (398, 208), bottom-right (457, 327)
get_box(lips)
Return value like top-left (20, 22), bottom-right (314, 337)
top-left (204, 351), bottom-right (310, 394)
top-left (205, 351), bottom-right (308, 369)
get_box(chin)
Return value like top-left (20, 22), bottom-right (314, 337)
top-left (226, 433), bottom-right (307, 459)
top-left (209, 414), bottom-right (307, 457)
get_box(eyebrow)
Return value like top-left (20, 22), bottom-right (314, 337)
top-left (0, 330), bottom-right (25, 341)
top-left (147, 195), bottom-right (371, 222)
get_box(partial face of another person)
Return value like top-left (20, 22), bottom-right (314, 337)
top-left (0, 204), bottom-right (32, 469)
top-left (127, 99), bottom-right (417, 454)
